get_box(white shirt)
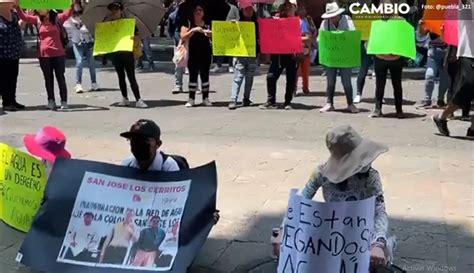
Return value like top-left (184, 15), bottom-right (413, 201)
top-left (122, 152), bottom-right (180, 171)
top-left (319, 15), bottom-right (355, 32)
top-left (69, 223), bottom-right (99, 256)
top-left (457, 1), bottom-right (474, 58)
top-left (64, 16), bottom-right (94, 44)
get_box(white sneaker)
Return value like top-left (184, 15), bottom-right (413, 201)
top-left (319, 103), bottom-right (335, 113)
top-left (171, 86), bottom-right (183, 94)
top-left (185, 68), bottom-right (189, 75)
top-left (229, 67), bottom-right (235, 73)
top-left (354, 95), bottom-right (361, 104)
top-left (46, 100), bottom-right (56, 110)
top-left (118, 97), bottom-right (130, 107)
top-left (203, 98), bottom-right (213, 106)
top-left (60, 101), bottom-right (68, 110)
top-left (185, 99), bottom-right (195, 108)
top-left (91, 83), bottom-right (100, 91)
top-left (196, 90), bottom-right (202, 94)
top-left (347, 104), bottom-right (359, 113)
top-left (135, 99), bottom-right (148, 108)
top-left (75, 84), bottom-right (84, 94)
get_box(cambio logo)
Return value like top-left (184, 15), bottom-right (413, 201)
top-left (349, 3), bottom-right (411, 15)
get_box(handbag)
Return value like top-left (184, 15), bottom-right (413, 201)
top-left (133, 37), bottom-right (143, 60)
top-left (172, 39), bottom-right (188, 68)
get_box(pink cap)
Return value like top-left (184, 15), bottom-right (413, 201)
top-left (23, 126), bottom-right (71, 162)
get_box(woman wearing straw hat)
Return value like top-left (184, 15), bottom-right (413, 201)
top-left (319, 2), bottom-right (359, 114)
top-left (273, 125), bottom-right (395, 268)
top-left (0, 0), bottom-right (26, 113)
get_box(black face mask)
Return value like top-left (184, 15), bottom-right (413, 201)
top-left (130, 138), bottom-right (153, 161)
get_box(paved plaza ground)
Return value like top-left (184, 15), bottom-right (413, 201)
top-left (0, 59), bottom-right (473, 273)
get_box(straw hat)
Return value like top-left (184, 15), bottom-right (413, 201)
top-left (321, 2), bottom-right (345, 19)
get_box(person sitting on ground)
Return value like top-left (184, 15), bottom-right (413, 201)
top-left (120, 119), bottom-right (180, 171)
top-left (273, 125), bottom-right (396, 269)
top-left (23, 125), bottom-right (72, 178)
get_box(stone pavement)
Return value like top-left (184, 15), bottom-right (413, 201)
top-left (0, 60), bottom-right (473, 273)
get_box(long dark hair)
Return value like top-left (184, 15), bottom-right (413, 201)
top-left (35, 10), bottom-right (58, 23)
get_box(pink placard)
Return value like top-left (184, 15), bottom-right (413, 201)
top-left (443, 3), bottom-right (458, 46)
top-left (258, 17), bottom-right (303, 54)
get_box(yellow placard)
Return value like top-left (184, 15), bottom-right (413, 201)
top-left (353, 12), bottom-right (382, 41)
top-left (0, 143), bottom-right (47, 232)
top-left (93, 18), bottom-right (136, 56)
top-left (212, 21), bottom-right (256, 57)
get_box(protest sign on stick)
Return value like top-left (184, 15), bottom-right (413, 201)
top-left (367, 19), bottom-right (416, 59)
top-left (212, 21), bottom-right (256, 57)
top-left (278, 190), bottom-right (374, 273)
top-left (423, 0), bottom-right (450, 35)
top-left (0, 143), bottom-right (47, 232)
top-left (258, 17), bottom-right (303, 54)
top-left (20, 0), bottom-right (70, 10)
top-left (93, 19), bottom-right (136, 56)
top-left (319, 31), bottom-right (361, 68)
top-left (17, 158), bottom-right (218, 273)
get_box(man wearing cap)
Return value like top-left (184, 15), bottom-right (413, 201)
top-left (132, 216), bottom-right (166, 267)
top-left (121, 120), bottom-right (180, 171)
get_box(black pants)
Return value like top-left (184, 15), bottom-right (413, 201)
top-left (449, 58), bottom-right (471, 117)
top-left (111, 52), bottom-right (141, 100)
top-left (39, 56), bottom-right (68, 103)
top-left (188, 56), bottom-right (211, 100)
top-left (452, 57), bottom-right (474, 110)
top-left (102, 246), bottom-right (128, 265)
top-left (374, 57), bottom-right (404, 113)
top-left (0, 58), bottom-right (20, 107)
top-left (266, 54), bottom-right (298, 105)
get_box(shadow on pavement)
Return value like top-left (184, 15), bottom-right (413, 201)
top-left (361, 98), bottom-right (417, 106)
top-left (294, 91), bottom-right (344, 97)
top-left (383, 112), bottom-right (427, 119)
top-left (21, 105), bottom-right (110, 112)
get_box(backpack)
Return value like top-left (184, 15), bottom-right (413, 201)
top-left (160, 152), bottom-right (190, 170)
top-left (56, 20), bottom-right (69, 48)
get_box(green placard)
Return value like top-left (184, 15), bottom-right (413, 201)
top-left (367, 19), bottom-right (416, 59)
top-left (21, 0), bottom-right (70, 10)
top-left (318, 31), bottom-right (361, 68)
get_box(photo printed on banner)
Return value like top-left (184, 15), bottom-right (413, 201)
top-left (57, 172), bottom-right (191, 271)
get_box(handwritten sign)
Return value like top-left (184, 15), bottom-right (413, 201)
top-left (353, 12), bottom-right (381, 41)
top-left (20, 0), bottom-right (70, 10)
top-left (423, 0), bottom-right (450, 35)
top-left (278, 190), bottom-right (374, 273)
top-left (258, 17), bottom-right (303, 54)
top-left (319, 31), bottom-right (361, 68)
top-left (0, 143), bottom-right (47, 232)
top-left (93, 19), bottom-right (136, 56)
top-left (367, 19), bottom-right (416, 59)
top-left (212, 21), bottom-right (256, 57)
top-left (443, 1), bottom-right (459, 46)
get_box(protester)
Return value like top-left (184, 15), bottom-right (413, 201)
top-left (100, 209), bottom-right (138, 264)
top-left (121, 119), bottom-right (181, 171)
top-left (181, 3), bottom-right (213, 107)
top-left (66, 5), bottom-right (100, 94)
top-left (169, 0), bottom-right (186, 93)
top-left (272, 125), bottom-right (395, 268)
top-left (64, 212), bottom-right (99, 263)
top-left (369, 0), bottom-right (406, 119)
top-left (228, 0), bottom-right (258, 110)
top-left (295, 5), bottom-right (313, 95)
top-left (260, 0), bottom-right (303, 110)
top-left (416, 20), bottom-right (450, 108)
top-left (132, 216), bottom-right (166, 267)
top-left (137, 35), bottom-right (155, 71)
top-left (355, 40), bottom-right (374, 104)
top-left (432, 3), bottom-right (474, 137)
top-left (105, 2), bottom-right (148, 108)
top-left (210, 0), bottom-right (238, 73)
top-left (23, 125), bottom-right (72, 178)
top-left (16, 4), bottom-right (74, 110)
top-left (445, 45), bottom-right (470, 121)
top-left (0, 0), bottom-right (25, 112)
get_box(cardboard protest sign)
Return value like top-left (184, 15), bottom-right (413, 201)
top-left (258, 17), bottom-right (303, 54)
top-left (319, 31), bottom-right (361, 68)
top-left (443, 8), bottom-right (458, 46)
top-left (367, 19), bottom-right (416, 59)
top-left (352, 11), bottom-right (381, 41)
top-left (17, 159), bottom-right (217, 273)
top-left (212, 21), bottom-right (257, 57)
top-left (423, 0), bottom-right (450, 35)
top-left (20, 0), bottom-right (70, 10)
top-left (93, 19), bottom-right (136, 56)
top-left (0, 143), bottom-right (47, 232)
top-left (278, 190), bottom-right (375, 273)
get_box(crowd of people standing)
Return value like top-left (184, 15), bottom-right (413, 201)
top-left (0, 0), bottom-right (472, 136)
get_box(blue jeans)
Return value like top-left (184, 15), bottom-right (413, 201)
top-left (231, 57), bottom-right (257, 101)
top-left (73, 43), bottom-right (96, 84)
top-left (138, 37), bottom-right (154, 68)
top-left (356, 42), bottom-right (374, 96)
top-left (325, 67), bottom-right (354, 105)
top-left (424, 46), bottom-right (450, 102)
top-left (173, 33), bottom-right (185, 88)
